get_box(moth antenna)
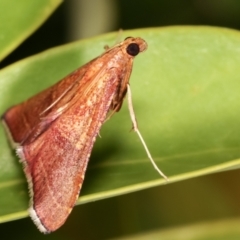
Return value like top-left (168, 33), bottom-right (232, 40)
top-left (115, 29), bottom-right (123, 44)
top-left (104, 29), bottom-right (123, 51)
top-left (127, 84), bottom-right (168, 181)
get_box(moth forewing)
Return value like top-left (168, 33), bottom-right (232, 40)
top-left (1, 37), bottom-right (166, 233)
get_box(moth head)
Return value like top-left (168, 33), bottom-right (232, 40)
top-left (124, 37), bottom-right (148, 57)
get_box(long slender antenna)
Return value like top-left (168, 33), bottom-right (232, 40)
top-left (127, 84), bottom-right (168, 181)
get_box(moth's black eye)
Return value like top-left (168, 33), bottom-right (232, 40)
top-left (126, 43), bottom-right (140, 56)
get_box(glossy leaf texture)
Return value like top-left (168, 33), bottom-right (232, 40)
top-left (0, 0), bottom-right (62, 61)
top-left (1, 26), bottom-right (240, 223)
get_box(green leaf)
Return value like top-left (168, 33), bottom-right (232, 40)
top-left (1, 26), bottom-right (240, 223)
top-left (0, 0), bottom-right (62, 61)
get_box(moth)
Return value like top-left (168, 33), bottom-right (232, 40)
top-left (2, 37), bottom-right (167, 233)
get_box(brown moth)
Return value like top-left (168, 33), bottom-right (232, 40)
top-left (1, 37), bottom-right (167, 233)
